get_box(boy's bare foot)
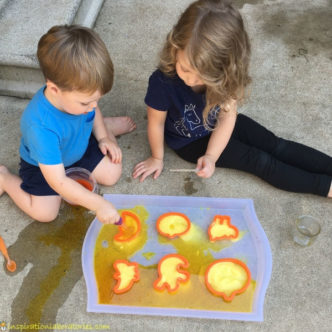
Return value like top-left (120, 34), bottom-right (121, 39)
top-left (104, 116), bottom-right (136, 137)
top-left (0, 165), bottom-right (9, 196)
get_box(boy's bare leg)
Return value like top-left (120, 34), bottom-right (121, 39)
top-left (0, 166), bottom-right (61, 222)
top-left (328, 182), bottom-right (332, 198)
top-left (104, 116), bottom-right (136, 137)
top-left (93, 116), bottom-right (135, 185)
top-left (92, 156), bottom-right (122, 187)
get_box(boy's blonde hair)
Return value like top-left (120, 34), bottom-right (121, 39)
top-left (37, 25), bottom-right (114, 95)
top-left (159, 0), bottom-right (251, 125)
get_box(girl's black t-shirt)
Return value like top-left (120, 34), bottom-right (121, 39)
top-left (145, 69), bottom-right (218, 149)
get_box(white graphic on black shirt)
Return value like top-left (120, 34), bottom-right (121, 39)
top-left (185, 104), bottom-right (202, 130)
top-left (174, 103), bottom-right (208, 138)
top-left (174, 117), bottom-right (191, 137)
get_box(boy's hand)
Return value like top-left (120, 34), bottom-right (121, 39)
top-left (98, 137), bottom-right (122, 164)
top-left (196, 155), bottom-right (216, 178)
top-left (95, 200), bottom-right (121, 224)
top-left (132, 157), bottom-right (163, 182)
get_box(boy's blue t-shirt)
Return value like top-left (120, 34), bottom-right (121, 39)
top-left (144, 69), bottom-right (218, 149)
top-left (19, 86), bottom-right (95, 167)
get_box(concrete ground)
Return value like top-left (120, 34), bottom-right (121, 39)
top-left (0, 0), bottom-right (331, 331)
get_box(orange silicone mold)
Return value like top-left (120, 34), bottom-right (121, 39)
top-left (205, 258), bottom-right (251, 302)
top-left (153, 254), bottom-right (190, 293)
top-left (156, 212), bottom-right (191, 238)
top-left (113, 259), bottom-right (140, 294)
top-left (208, 215), bottom-right (239, 242)
top-left (114, 211), bottom-right (141, 242)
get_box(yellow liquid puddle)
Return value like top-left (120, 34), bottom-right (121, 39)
top-left (94, 206), bottom-right (255, 312)
top-left (25, 205), bottom-right (93, 324)
top-left (142, 252), bottom-right (155, 260)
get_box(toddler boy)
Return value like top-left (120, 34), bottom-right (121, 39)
top-left (0, 25), bottom-right (135, 224)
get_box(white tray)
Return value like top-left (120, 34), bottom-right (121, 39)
top-left (82, 194), bottom-right (272, 321)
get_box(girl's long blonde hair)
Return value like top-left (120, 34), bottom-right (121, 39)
top-left (159, 0), bottom-right (251, 125)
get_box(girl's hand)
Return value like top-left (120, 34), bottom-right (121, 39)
top-left (95, 200), bottom-right (121, 224)
top-left (98, 137), bottom-right (122, 164)
top-left (196, 155), bottom-right (216, 178)
top-left (132, 157), bottom-right (164, 182)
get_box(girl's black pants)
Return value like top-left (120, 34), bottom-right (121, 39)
top-left (174, 114), bottom-right (332, 196)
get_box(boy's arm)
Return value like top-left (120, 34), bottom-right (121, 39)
top-left (92, 106), bottom-right (121, 163)
top-left (196, 100), bottom-right (237, 178)
top-left (39, 163), bottom-right (120, 224)
top-left (132, 106), bottom-right (167, 182)
top-left (93, 106), bottom-right (114, 141)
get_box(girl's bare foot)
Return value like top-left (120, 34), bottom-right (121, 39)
top-left (0, 165), bottom-right (9, 196)
top-left (104, 116), bottom-right (136, 137)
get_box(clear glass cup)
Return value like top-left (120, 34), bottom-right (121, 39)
top-left (64, 167), bottom-right (99, 204)
top-left (293, 215), bottom-right (321, 246)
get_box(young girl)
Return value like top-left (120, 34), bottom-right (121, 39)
top-left (133, 0), bottom-right (332, 197)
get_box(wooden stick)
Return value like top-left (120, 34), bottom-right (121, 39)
top-left (169, 168), bottom-right (197, 172)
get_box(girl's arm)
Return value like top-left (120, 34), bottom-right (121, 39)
top-left (39, 163), bottom-right (120, 224)
top-left (132, 106), bottom-right (167, 182)
top-left (93, 106), bottom-right (122, 163)
top-left (196, 100), bottom-right (237, 178)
